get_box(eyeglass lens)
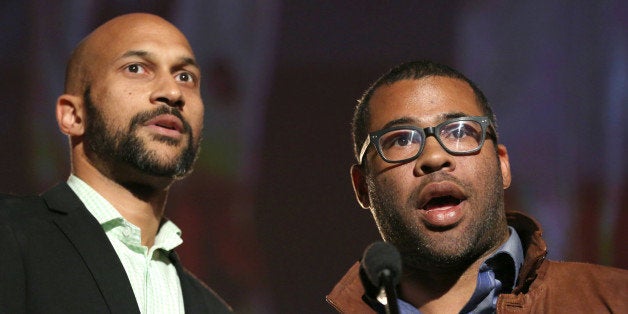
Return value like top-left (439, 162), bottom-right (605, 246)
top-left (378, 120), bottom-right (484, 161)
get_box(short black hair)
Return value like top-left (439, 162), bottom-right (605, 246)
top-left (351, 60), bottom-right (497, 163)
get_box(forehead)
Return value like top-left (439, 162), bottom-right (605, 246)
top-left (368, 76), bottom-right (483, 131)
top-left (88, 19), bottom-right (195, 66)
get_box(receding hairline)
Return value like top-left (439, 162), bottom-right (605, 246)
top-left (63, 13), bottom-right (192, 94)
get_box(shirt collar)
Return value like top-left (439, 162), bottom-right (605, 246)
top-left (67, 174), bottom-right (124, 225)
top-left (460, 226), bottom-right (525, 313)
top-left (488, 226), bottom-right (525, 290)
top-left (384, 226), bottom-right (525, 314)
top-left (66, 174), bottom-right (183, 251)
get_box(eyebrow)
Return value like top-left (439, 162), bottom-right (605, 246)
top-left (378, 111), bottom-right (469, 130)
top-left (119, 50), bottom-right (199, 69)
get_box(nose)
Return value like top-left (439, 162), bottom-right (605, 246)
top-left (414, 136), bottom-right (455, 175)
top-left (151, 74), bottom-right (184, 108)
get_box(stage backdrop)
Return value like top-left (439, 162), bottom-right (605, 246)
top-left (0, 1), bottom-right (625, 313)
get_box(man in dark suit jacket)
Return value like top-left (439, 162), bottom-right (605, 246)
top-left (0, 13), bottom-right (232, 313)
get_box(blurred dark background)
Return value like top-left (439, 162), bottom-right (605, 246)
top-left (1, 1), bottom-right (626, 313)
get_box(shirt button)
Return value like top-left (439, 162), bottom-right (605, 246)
top-left (122, 226), bottom-right (131, 237)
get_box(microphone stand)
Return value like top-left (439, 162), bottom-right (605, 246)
top-left (380, 269), bottom-right (400, 314)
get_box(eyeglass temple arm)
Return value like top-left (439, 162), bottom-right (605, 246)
top-left (357, 136), bottom-right (372, 165)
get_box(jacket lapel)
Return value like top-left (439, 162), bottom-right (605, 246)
top-left (170, 251), bottom-right (203, 313)
top-left (170, 251), bottom-right (234, 313)
top-left (42, 183), bottom-right (140, 314)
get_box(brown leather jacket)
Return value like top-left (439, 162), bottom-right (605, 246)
top-left (327, 211), bottom-right (628, 313)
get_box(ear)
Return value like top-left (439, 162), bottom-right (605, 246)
top-left (56, 94), bottom-right (85, 136)
top-left (350, 164), bottom-right (371, 209)
top-left (497, 144), bottom-right (511, 189)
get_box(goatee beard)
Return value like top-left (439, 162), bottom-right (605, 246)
top-left (83, 87), bottom-right (201, 179)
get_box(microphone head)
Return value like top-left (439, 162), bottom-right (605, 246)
top-left (360, 241), bottom-right (402, 288)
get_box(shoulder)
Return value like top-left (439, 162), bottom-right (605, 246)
top-left (0, 182), bottom-right (79, 223)
top-left (0, 184), bottom-right (82, 241)
top-left (537, 260), bottom-right (628, 309)
top-left (0, 193), bottom-right (48, 222)
top-left (543, 260), bottom-right (628, 282)
top-left (179, 267), bottom-right (233, 313)
top-left (0, 193), bottom-right (62, 261)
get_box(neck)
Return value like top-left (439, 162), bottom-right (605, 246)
top-left (73, 150), bottom-right (171, 247)
top-left (399, 259), bottom-right (484, 314)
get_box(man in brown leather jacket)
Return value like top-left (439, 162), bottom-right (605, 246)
top-left (327, 60), bottom-right (628, 313)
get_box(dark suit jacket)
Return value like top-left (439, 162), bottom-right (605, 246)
top-left (0, 183), bottom-right (232, 314)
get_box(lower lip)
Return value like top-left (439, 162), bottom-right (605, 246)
top-left (422, 202), bottom-right (464, 227)
top-left (145, 125), bottom-right (183, 138)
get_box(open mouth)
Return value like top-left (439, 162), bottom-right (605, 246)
top-left (423, 195), bottom-right (462, 211)
top-left (156, 122), bottom-right (178, 130)
top-left (145, 114), bottom-right (184, 134)
top-left (417, 182), bottom-right (467, 226)
top-left (417, 181), bottom-right (466, 211)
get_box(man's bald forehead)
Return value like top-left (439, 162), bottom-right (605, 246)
top-left (63, 13), bottom-right (192, 94)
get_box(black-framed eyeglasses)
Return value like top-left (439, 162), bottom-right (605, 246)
top-left (358, 116), bottom-right (495, 165)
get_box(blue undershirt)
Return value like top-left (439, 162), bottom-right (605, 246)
top-left (379, 227), bottom-right (524, 314)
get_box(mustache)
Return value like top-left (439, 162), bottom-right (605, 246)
top-left (129, 106), bottom-right (192, 134)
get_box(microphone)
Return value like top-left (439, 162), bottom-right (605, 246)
top-left (359, 241), bottom-right (402, 314)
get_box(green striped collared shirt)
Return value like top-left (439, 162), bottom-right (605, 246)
top-left (67, 175), bottom-right (185, 314)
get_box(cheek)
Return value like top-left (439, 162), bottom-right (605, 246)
top-left (371, 167), bottom-right (413, 201)
top-left (188, 106), bottom-right (204, 138)
top-left (466, 154), bottom-right (503, 193)
top-left (97, 88), bottom-right (136, 118)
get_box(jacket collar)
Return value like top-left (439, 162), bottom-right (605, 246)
top-left (505, 211), bottom-right (547, 293)
top-left (42, 182), bottom-right (227, 314)
top-left (42, 182), bottom-right (141, 313)
top-left (326, 211), bottom-right (548, 312)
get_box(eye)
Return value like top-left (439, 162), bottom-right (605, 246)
top-left (125, 63), bottom-right (146, 74)
top-left (381, 130), bottom-right (421, 149)
top-left (394, 134), bottom-right (412, 147)
top-left (442, 122), bottom-right (481, 140)
top-left (175, 71), bottom-right (196, 84)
